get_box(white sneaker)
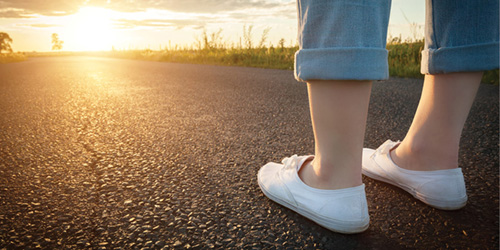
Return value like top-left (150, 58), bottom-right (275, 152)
top-left (362, 140), bottom-right (467, 210)
top-left (257, 155), bottom-right (370, 234)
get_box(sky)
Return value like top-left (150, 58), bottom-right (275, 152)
top-left (0, 0), bottom-right (425, 52)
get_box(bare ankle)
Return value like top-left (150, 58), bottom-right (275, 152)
top-left (391, 141), bottom-right (459, 171)
top-left (298, 159), bottom-right (362, 190)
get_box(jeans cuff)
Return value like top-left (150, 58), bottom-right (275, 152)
top-left (421, 42), bottom-right (500, 74)
top-left (294, 47), bottom-right (389, 82)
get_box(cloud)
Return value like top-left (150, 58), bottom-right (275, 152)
top-left (86, 0), bottom-right (284, 14)
top-left (113, 18), bottom-right (207, 29)
top-left (0, 8), bottom-right (37, 18)
top-left (0, 0), bottom-right (295, 33)
top-left (0, 0), bottom-right (291, 17)
top-left (111, 3), bottom-right (295, 30)
top-left (227, 3), bottom-right (295, 20)
top-left (17, 23), bottom-right (61, 28)
top-left (0, 0), bottom-right (82, 17)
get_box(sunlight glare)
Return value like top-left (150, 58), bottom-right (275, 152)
top-left (72, 7), bottom-right (116, 51)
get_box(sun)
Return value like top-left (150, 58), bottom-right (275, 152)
top-left (71, 7), bottom-right (116, 51)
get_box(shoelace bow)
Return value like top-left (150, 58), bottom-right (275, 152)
top-left (372, 140), bottom-right (400, 157)
top-left (281, 155), bottom-right (300, 169)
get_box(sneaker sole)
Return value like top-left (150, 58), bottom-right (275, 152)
top-left (257, 176), bottom-right (369, 234)
top-left (362, 168), bottom-right (467, 210)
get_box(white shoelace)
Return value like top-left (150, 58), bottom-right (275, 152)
top-left (282, 155), bottom-right (300, 170)
top-left (372, 140), bottom-right (400, 158)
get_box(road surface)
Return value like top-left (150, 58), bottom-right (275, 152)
top-left (0, 57), bottom-right (498, 249)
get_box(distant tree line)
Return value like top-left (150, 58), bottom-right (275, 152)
top-left (0, 32), bottom-right (13, 53)
top-left (0, 32), bottom-right (65, 53)
top-left (52, 33), bottom-right (63, 51)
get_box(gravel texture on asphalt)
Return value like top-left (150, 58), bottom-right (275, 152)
top-left (0, 57), bottom-right (498, 249)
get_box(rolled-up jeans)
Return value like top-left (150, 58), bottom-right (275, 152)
top-left (295, 0), bottom-right (499, 82)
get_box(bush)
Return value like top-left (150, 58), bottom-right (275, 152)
top-left (0, 53), bottom-right (27, 63)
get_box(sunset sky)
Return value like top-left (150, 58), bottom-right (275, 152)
top-left (0, 0), bottom-right (424, 52)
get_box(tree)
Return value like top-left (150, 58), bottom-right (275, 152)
top-left (51, 33), bottom-right (63, 51)
top-left (0, 32), bottom-right (13, 53)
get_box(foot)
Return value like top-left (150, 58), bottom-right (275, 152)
top-left (258, 155), bottom-right (370, 233)
top-left (298, 159), bottom-right (362, 190)
top-left (362, 140), bottom-right (467, 210)
top-left (390, 141), bottom-right (458, 171)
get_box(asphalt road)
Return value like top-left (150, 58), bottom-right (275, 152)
top-left (0, 57), bottom-right (498, 249)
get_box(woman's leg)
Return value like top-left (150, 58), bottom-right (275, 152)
top-left (392, 0), bottom-right (499, 171)
top-left (391, 73), bottom-right (481, 171)
top-left (257, 0), bottom-right (391, 233)
top-left (299, 80), bottom-right (371, 189)
top-left (362, 0), bottom-right (498, 210)
top-left (294, 0), bottom-right (391, 189)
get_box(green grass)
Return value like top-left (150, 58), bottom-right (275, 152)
top-left (386, 40), bottom-right (499, 84)
top-left (387, 40), bottom-right (424, 79)
top-left (106, 40), bottom-right (498, 85)
top-left (17, 25), bottom-right (498, 84)
top-left (109, 46), bottom-right (297, 70)
top-left (0, 53), bottom-right (27, 63)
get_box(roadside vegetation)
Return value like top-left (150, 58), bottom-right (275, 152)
top-left (0, 53), bottom-right (27, 63)
top-left (107, 30), bottom-right (498, 84)
top-left (1, 28), bottom-right (498, 84)
top-left (109, 26), bottom-right (295, 70)
top-left (0, 32), bottom-right (27, 63)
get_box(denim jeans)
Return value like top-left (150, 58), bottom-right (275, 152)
top-left (295, 0), bottom-right (500, 82)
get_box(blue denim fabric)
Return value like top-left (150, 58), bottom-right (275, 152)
top-left (295, 0), bottom-right (392, 81)
top-left (421, 0), bottom-right (499, 74)
top-left (295, 0), bottom-right (500, 82)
